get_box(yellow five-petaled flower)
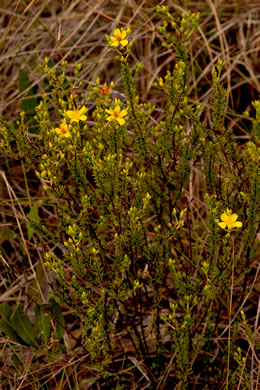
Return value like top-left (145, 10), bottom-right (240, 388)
top-left (65, 106), bottom-right (87, 123)
top-left (106, 100), bottom-right (128, 126)
top-left (109, 28), bottom-right (129, 47)
top-left (55, 120), bottom-right (71, 138)
top-left (218, 209), bottom-right (242, 230)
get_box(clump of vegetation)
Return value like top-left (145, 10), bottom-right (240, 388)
top-left (0, 2), bottom-right (259, 389)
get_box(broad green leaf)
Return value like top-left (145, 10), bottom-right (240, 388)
top-left (35, 304), bottom-right (51, 345)
top-left (0, 302), bottom-right (12, 319)
top-left (18, 68), bottom-right (37, 113)
top-left (0, 319), bottom-right (27, 345)
top-left (0, 304), bottom-right (27, 345)
top-left (49, 298), bottom-right (65, 340)
top-left (10, 304), bottom-right (38, 347)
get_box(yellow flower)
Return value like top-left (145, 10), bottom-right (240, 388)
top-left (218, 209), bottom-right (242, 230)
top-left (109, 28), bottom-right (128, 47)
top-left (105, 100), bottom-right (128, 125)
top-left (65, 106), bottom-right (87, 123)
top-left (55, 120), bottom-right (71, 138)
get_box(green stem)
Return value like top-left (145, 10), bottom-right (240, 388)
top-left (226, 237), bottom-right (235, 389)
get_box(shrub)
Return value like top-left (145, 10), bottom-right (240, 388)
top-left (0, 5), bottom-right (259, 389)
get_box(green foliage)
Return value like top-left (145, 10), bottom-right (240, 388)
top-left (0, 303), bottom-right (27, 346)
top-left (10, 303), bottom-right (39, 347)
top-left (0, 5), bottom-right (259, 388)
top-left (0, 300), bottom-right (65, 348)
top-left (26, 199), bottom-right (42, 240)
top-left (34, 304), bottom-right (51, 345)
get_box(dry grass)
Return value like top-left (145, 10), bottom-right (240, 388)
top-left (0, 0), bottom-right (259, 389)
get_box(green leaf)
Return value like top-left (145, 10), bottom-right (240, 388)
top-left (11, 353), bottom-right (24, 371)
top-left (48, 298), bottom-right (65, 340)
top-left (0, 302), bottom-right (12, 319)
top-left (0, 227), bottom-right (16, 244)
top-left (10, 304), bottom-right (38, 347)
top-left (0, 303), bottom-right (27, 345)
top-left (35, 304), bottom-right (51, 345)
top-left (18, 69), bottom-right (37, 113)
top-left (26, 200), bottom-right (42, 240)
top-left (0, 319), bottom-right (27, 345)
top-left (28, 262), bottom-right (47, 299)
top-left (46, 352), bottom-right (63, 361)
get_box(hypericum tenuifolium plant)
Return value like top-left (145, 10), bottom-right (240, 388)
top-left (0, 5), bottom-right (259, 389)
